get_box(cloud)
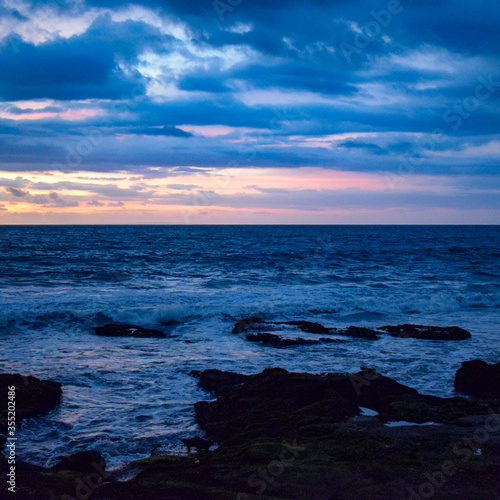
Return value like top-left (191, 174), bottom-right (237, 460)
top-left (0, 0), bottom-right (499, 221)
top-left (5, 187), bottom-right (28, 197)
top-left (166, 184), bottom-right (198, 190)
top-left (123, 126), bottom-right (192, 137)
top-left (0, 177), bottom-right (29, 188)
top-left (0, 13), bottom-right (168, 100)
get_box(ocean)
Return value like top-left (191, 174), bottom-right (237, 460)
top-left (0, 225), bottom-right (499, 468)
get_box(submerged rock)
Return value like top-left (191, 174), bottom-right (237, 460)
top-left (0, 374), bottom-right (62, 433)
top-left (232, 316), bottom-right (264, 333)
top-left (279, 320), bottom-right (332, 334)
top-left (380, 324), bottom-right (471, 340)
top-left (93, 324), bottom-right (166, 338)
top-left (246, 332), bottom-right (320, 347)
top-left (338, 326), bottom-right (381, 340)
top-left (234, 319), bottom-right (470, 342)
top-left (245, 332), bottom-right (346, 348)
top-left (454, 359), bottom-right (500, 397)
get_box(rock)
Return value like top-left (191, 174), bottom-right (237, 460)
top-left (279, 320), bottom-right (332, 334)
top-left (380, 324), bottom-right (471, 340)
top-left (246, 332), bottom-right (320, 347)
top-left (93, 324), bottom-right (166, 338)
top-left (180, 437), bottom-right (214, 453)
top-left (0, 374), bottom-right (62, 434)
top-left (454, 359), bottom-right (500, 397)
top-left (0, 451), bottom-right (108, 499)
top-left (232, 316), bottom-right (263, 333)
top-left (192, 368), bottom-right (362, 443)
top-left (349, 367), bottom-right (419, 409)
top-left (189, 369), bottom-right (248, 397)
top-left (10, 365), bottom-right (500, 500)
top-left (192, 366), bottom-right (494, 443)
top-left (233, 318), bottom-right (471, 342)
top-left (52, 450), bottom-right (106, 474)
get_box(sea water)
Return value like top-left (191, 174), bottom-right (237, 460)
top-left (0, 225), bottom-right (499, 467)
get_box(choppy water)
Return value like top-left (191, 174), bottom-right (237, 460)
top-left (0, 225), bottom-right (499, 468)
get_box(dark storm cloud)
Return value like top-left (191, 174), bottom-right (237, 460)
top-left (0, 0), bottom-right (499, 185)
top-left (0, 14), bottom-right (168, 100)
top-left (117, 126), bottom-right (193, 137)
top-left (5, 187), bottom-right (28, 197)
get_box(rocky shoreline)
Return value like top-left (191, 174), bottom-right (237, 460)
top-left (1, 321), bottom-right (500, 500)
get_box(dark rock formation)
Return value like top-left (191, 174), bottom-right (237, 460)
top-left (233, 319), bottom-right (470, 342)
top-left (245, 332), bottom-right (346, 348)
top-left (93, 324), bottom-right (166, 338)
top-left (380, 324), bottom-right (471, 340)
top-left (232, 316), bottom-right (264, 333)
top-left (52, 450), bottom-right (106, 474)
top-left (0, 374), bottom-right (62, 433)
top-left (246, 332), bottom-right (320, 347)
top-left (93, 366), bottom-right (500, 499)
top-left (454, 359), bottom-right (500, 397)
top-left (192, 368), bottom-right (362, 443)
top-left (189, 369), bottom-right (248, 398)
top-left (191, 367), bottom-right (491, 444)
top-left (338, 326), bottom-right (381, 339)
top-left (0, 451), bottom-right (109, 500)
top-left (180, 437), bottom-right (214, 453)
top-left (6, 366), bottom-right (500, 500)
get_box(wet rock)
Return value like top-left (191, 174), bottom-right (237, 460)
top-left (0, 374), bottom-right (62, 434)
top-left (93, 324), bottom-right (166, 338)
top-left (279, 320), bottom-right (332, 334)
top-left (454, 359), bottom-right (500, 397)
top-left (233, 318), bottom-right (471, 342)
top-left (180, 437), bottom-right (214, 453)
top-left (231, 316), bottom-right (263, 333)
top-left (189, 369), bottom-right (248, 397)
top-left (10, 366), bottom-right (500, 500)
top-left (52, 450), bottom-right (106, 474)
top-left (246, 332), bottom-right (320, 347)
top-left (191, 368), bottom-right (362, 443)
top-left (191, 366), bottom-right (493, 442)
top-left (380, 324), bottom-right (471, 340)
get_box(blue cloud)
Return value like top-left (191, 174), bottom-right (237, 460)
top-left (0, 0), bottom-right (498, 187)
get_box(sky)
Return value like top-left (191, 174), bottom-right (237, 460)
top-left (0, 0), bottom-right (499, 224)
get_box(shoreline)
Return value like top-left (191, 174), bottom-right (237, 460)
top-left (2, 341), bottom-right (500, 499)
